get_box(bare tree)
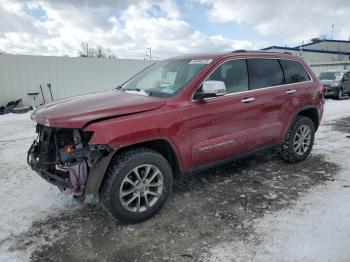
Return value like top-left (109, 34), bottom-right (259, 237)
top-left (79, 42), bottom-right (116, 59)
top-left (79, 42), bottom-right (89, 57)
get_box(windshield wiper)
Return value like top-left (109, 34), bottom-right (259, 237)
top-left (124, 88), bottom-right (152, 96)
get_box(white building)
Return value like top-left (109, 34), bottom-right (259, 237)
top-left (262, 39), bottom-right (350, 75)
top-left (0, 54), bottom-right (153, 107)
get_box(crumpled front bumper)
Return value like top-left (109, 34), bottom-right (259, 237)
top-left (27, 140), bottom-right (72, 190)
top-left (27, 139), bottom-right (114, 199)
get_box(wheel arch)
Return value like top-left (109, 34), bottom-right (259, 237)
top-left (297, 106), bottom-right (320, 131)
top-left (287, 105), bottom-right (320, 136)
top-left (115, 139), bottom-right (182, 177)
top-left (84, 138), bottom-right (182, 198)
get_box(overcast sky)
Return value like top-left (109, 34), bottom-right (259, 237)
top-left (0, 0), bottom-right (349, 59)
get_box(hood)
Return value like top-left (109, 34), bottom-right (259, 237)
top-left (320, 79), bottom-right (339, 86)
top-left (32, 90), bottom-right (166, 128)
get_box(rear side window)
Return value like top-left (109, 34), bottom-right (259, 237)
top-left (247, 59), bottom-right (284, 90)
top-left (279, 60), bottom-right (310, 83)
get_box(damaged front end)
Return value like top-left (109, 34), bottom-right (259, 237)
top-left (27, 125), bottom-right (111, 199)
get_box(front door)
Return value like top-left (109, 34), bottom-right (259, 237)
top-left (189, 59), bottom-right (256, 168)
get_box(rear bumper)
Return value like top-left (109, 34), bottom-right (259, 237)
top-left (324, 92), bottom-right (337, 98)
top-left (324, 86), bottom-right (338, 97)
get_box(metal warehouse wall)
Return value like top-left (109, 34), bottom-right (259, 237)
top-left (305, 42), bottom-right (350, 53)
top-left (309, 61), bottom-right (350, 76)
top-left (0, 54), bottom-right (154, 107)
top-left (265, 48), bottom-right (350, 63)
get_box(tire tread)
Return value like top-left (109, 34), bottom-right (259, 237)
top-left (282, 116), bottom-right (315, 163)
top-left (99, 147), bottom-right (173, 223)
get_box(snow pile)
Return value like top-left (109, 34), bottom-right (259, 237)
top-left (0, 113), bottom-right (77, 261)
top-left (205, 99), bottom-right (350, 261)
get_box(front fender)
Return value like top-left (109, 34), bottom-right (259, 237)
top-left (84, 149), bottom-right (116, 197)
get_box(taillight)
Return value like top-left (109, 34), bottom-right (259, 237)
top-left (319, 84), bottom-right (325, 103)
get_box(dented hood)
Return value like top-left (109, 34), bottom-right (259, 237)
top-left (31, 90), bottom-right (166, 128)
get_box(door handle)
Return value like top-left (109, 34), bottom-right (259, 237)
top-left (241, 97), bottom-right (255, 103)
top-left (286, 89), bottom-right (296, 94)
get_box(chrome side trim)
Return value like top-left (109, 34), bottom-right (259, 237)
top-left (198, 139), bottom-right (236, 152)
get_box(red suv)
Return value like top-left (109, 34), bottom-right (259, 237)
top-left (28, 51), bottom-right (324, 223)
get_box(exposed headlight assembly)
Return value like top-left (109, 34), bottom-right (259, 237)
top-left (331, 82), bottom-right (340, 87)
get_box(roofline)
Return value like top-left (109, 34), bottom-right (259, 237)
top-left (168, 50), bottom-right (296, 61)
top-left (320, 69), bottom-right (349, 72)
top-left (261, 46), bottom-right (350, 56)
top-left (295, 39), bottom-right (350, 48)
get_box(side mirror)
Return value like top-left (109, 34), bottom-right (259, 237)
top-left (194, 80), bottom-right (226, 100)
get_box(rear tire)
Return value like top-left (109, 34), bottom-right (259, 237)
top-left (282, 116), bottom-right (315, 163)
top-left (100, 147), bottom-right (173, 223)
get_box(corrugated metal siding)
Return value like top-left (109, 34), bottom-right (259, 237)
top-left (264, 48), bottom-right (350, 63)
top-left (304, 42), bottom-right (350, 53)
top-left (0, 54), bottom-right (153, 106)
top-left (309, 61), bottom-right (350, 76)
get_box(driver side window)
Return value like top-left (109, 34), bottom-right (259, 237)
top-left (207, 59), bottom-right (249, 94)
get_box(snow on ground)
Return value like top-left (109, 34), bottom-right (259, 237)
top-left (0, 113), bottom-right (78, 261)
top-left (205, 99), bottom-right (350, 262)
top-left (1, 99), bottom-right (350, 262)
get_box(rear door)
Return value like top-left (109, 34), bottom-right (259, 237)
top-left (278, 59), bottom-right (314, 134)
top-left (245, 58), bottom-right (292, 149)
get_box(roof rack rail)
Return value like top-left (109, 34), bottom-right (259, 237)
top-left (232, 50), bottom-right (293, 55)
top-left (231, 50), bottom-right (246, 53)
top-left (260, 50), bottom-right (293, 55)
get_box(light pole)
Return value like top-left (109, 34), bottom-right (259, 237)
top-left (146, 47), bottom-right (152, 60)
top-left (331, 24), bottom-right (334, 39)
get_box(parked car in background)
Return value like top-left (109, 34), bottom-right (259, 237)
top-left (319, 70), bottom-right (350, 99)
top-left (28, 51), bottom-right (325, 223)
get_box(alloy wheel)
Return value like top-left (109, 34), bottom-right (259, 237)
top-left (293, 125), bottom-right (312, 156)
top-left (119, 164), bottom-right (164, 212)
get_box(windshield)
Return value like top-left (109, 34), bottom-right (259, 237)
top-left (319, 71), bottom-right (343, 81)
top-left (122, 59), bottom-right (211, 97)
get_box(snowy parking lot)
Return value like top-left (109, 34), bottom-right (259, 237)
top-left (1, 98), bottom-right (350, 261)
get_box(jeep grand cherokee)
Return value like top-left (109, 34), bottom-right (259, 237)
top-left (28, 51), bottom-right (325, 223)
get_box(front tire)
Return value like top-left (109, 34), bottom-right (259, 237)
top-left (100, 147), bottom-right (173, 223)
top-left (282, 116), bottom-right (315, 163)
top-left (335, 87), bottom-right (344, 100)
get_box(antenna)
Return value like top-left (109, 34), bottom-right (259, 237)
top-left (331, 24), bottom-right (334, 39)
